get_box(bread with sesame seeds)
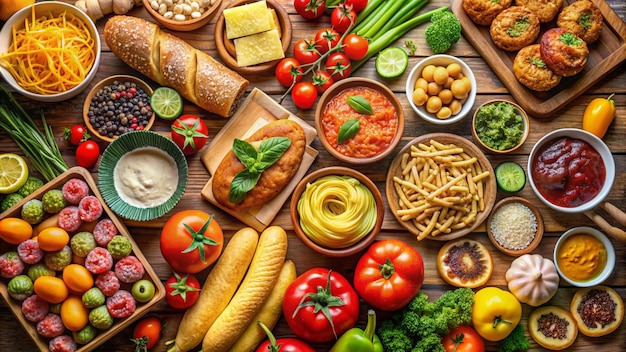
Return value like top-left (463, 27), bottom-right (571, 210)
top-left (104, 15), bottom-right (248, 117)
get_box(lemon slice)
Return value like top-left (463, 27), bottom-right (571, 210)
top-left (375, 47), bottom-right (409, 78)
top-left (150, 87), bottom-right (183, 120)
top-left (0, 153), bottom-right (29, 194)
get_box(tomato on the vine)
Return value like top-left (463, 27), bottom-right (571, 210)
top-left (326, 52), bottom-right (352, 81)
top-left (63, 125), bottom-right (89, 146)
top-left (171, 114), bottom-right (209, 155)
top-left (347, 0), bottom-right (368, 12)
top-left (312, 70), bottom-right (334, 94)
top-left (275, 58), bottom-right (303, 87)
top-left (293, 0), bottom-right (325, 20)
top-left (342, 33), bottom-right (369, 61)
top-left (160, 210), bottom-right (224, 274)
top-left (132, 317), bottom-right (162, 351)
top-left (291, 82), bottom-right (318, 110)
top-left (293, 39), bottom-right (320, 65)
top-left (165, 272), bottom-right (201, 309)
top-left (330, 4), bottom-right (357, 33)
top-left (75, 140), bottom-right (100, 168)
top-left (442, 325), bottom-right (486, 352)
top-left (314, 28), bottom-right (340, 54)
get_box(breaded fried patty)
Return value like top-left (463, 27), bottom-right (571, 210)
top-left (540, 27), bottom-right (589, 76)
top-left (514, 44), bottom-right (562, 91)
top-left (463, 0), bottom-right (513, 26)
top-left (557, 0), bottom-right (603, 44)
top-left (515, 0), bottom-right (563, 23)
top-left (490, 6), bottom-right (541, 51)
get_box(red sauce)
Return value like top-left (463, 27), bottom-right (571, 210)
top-left (322, 86), bottom-right (398, 158)
top-left (531, 137), bottom-right (605, 207)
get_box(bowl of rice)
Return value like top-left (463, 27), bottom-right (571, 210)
top-left (487, 196), bottom-right (544, 256)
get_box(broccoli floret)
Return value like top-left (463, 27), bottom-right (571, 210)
top-left (1, 193), bottom-right (23, 212)
top-left (17, 176), bottom-right (44, 198)
top-left (498, 324), bottom-right (530, 352)
top-left (378, 320), bottom-right (413, 352)
top-left (425, 11), bottom-right (462, 54)
top-left (21, 199), bottom-right (44, 224)
top-left (41, 189), bottom-right (66, 213)
top-left (413, 334), bottom-right (446, 352)
top-left (434, 287), bottom-right (475, 328)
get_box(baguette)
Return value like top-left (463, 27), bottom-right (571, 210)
top-left (103, 15), bottom-right (248, 117)
top-left (168, 227), bottom-right (259, 352)
top-left (229, 260), bottom-right (297, 352)
top-left (202, 226), bottom-right (288, 352)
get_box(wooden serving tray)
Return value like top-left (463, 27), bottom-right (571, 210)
top-left (451, 0), bottom-right (626, 118)
top-left (0, 167), bottom-right (165, 352)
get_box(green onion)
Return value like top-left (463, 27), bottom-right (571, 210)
top-left (371, 0), bottom-right (429, 41)
top-left (352, 0), bottom-right (387, 32)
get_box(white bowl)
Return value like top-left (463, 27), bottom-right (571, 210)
top-left (405, 54), bottom-right (476, 125)
top-left (554, 226), bottom-right (615, 287)
top-left (0, 2), bottom-right (101, 102)
top-left (527, 128), bottom-right (615, 213)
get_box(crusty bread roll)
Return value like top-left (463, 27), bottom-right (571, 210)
top-left (104, 15), bottom-right (248, 117)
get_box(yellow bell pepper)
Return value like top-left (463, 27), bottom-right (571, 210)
top-left (582, 94), bottom-right (616, 138)
top-left (471, 287), bottom-right (522, 342)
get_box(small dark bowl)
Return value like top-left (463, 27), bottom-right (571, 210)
top-left (487, 196), bottom-right (544, 256)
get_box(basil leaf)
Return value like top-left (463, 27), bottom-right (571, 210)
top-left (256, 137), bottom-right (291, 171)
top-left (347, 95), bottom-right (373, 115)
top-left (337, 119), bottom-right (360, 144)
top-left (229, 169), bottom-right (261, 204)
top-left (232, 138), bottom-right (258, 169)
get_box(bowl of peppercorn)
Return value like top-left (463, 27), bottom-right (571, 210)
top-left (83, 75), bottom-right (156, 143)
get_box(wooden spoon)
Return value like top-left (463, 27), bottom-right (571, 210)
top-left (584, 202), bottom-right (626, 242)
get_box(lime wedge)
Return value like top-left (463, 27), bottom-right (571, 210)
top-left (0, 153), bottom-right (29, 194)
top-left (495, 162), bottom-right (526, 193)
top-left (375, 47), bottom-right (409, 78)
top-left (150, 87), bottom-right (183, 120)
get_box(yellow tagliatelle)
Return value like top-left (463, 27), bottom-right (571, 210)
top-left (297, 175), bottom-right (377, 249)
top-left (0, 7), bottom-right (96, 95)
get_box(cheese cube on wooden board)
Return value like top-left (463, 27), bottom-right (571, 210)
top-left (235, 29), bottom-right (284, 67)
top-left (224, 0), bottom-right (273, 39)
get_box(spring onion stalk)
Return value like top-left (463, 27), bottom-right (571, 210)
top-left (371, 0), bottom-right (429, 41)
top-left (352, 0), bottom-right (390, 35)
top-left (360, 0), bottom-right (406, 38)
top-left (352, 6), bottom-right (448, 71)
top-left (354, 0), bottom-right (387, 26)
top-left (325, 0), bottom-right (342, 7)
top-left (0, 85), bottom-right (69, 181)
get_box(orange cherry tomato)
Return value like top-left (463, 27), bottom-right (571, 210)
top-left (34, 276), bottom-right (69, 304)
top-left (37, 226), bottom-right (70, 251)
top-left (0, 217), bottom-right (33, 244)
top-left (60, 295), bottom-right (89, 331)
top-left (62, 264), bottom-right (94, 294)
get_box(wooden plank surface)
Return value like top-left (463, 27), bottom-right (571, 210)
top-left (1, 0), bottom-right (626, 351)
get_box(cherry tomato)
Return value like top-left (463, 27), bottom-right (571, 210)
top-left (442, 325), bottom-right (486, 352)
top-left (165, 272), bottom-right (201, 309)
top-left (291, 82), bottom-right (318, 110)
top-left (314, 28), bottom-right (340, 54)
top-left (171, 114), bottom-right (209, 155)
top-left (331, 4), bottom-right (357, 33)
top-left (347, 0), bottom-right (368, 12)
top-left (62, 264), bottom-right (94, 295)
top-left (275, 58), bottom-right (303, 87)
top-left (63, 125), bottom-right (88, 146)
top-left (326, 52), bottom-right (352, 81)
top-left (312, 70), bottom-right (334, 94)
top-left (293, 39), bottom-right (320, 65)
top-left (342, 33), bottom-right (369, 61)
top-left (0, 217), bottom-right (32, 244)
top-left (34, 276), bottom-right (69, 304)
top-left (60, 295), bottom-right (89, 331)
top-left (293, 0), bottom-right (325, 20)
top-left (37, 226), bottom-right (69, 252)
top-left (160, 210), bottom-right (223, 274)
top-left (132, 317), bottom-right (162, 351)
top-left (75, 140), bottom-right (100, 169)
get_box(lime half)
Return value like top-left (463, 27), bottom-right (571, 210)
top-left (150, 87), bottom-right (183, 120)
top-left (0, 153), bottom-right (29, 194)
top-left (495, 161), bottom-right (526, 193)
top-left (376, 47), bottom-right (409, 78)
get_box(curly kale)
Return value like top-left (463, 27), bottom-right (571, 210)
top-left (498, 324), bottom-right (530, 352)
top-left (424, 11), bottom-right (462, 54)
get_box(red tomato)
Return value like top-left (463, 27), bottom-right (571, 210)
top-left (165, 272), bottom-right (201, 309)
top-left (132, 317), bottom-right (162, 351)
top-left (64, 125), bottom-right (88, 145)
top-left (354, 239), bottom-right (424, 311)
top-left (314, 28), bottom-right (340, 54)
top-left (291, 82), bottom-right (318, 110)
top-left (342, 33), bottom-right (369, 61)
top-left (255, 321), bottom-right (316, 352)
top-left (275, 58), bottom-right (303, 88)
top-left (331, 4), bottom-right (357, 33)
top-left (171, 114), bottom-right (209, 155)
top-left (293, 39), bottom-right (320, 65)
top-left (160, 210), bottom-right (224, 274)
top-left (312, 70), bottom-right (334, 94)
top-left (326, 52), bottom-right (352, 81)
top-left (293, 0), bottom-right (325, 20)
top-left (75, 140), bottom-right (100, 168)
top-left (347, 0), bottom-right (368, 12)
top-left (282, 268), bottom-right (359, 343)
top-left (442, 326), bottom-right (486, 352)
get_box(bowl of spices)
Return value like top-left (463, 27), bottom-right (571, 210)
top-left (83, 75), bottom-right (155, 143)
top-left (472, 99), bottom-right (529, 153)
top-left (487, 196), bottom-right (544, 256)
top-left (554, 226), bottom-right (615, 287)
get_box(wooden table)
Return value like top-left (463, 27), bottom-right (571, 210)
top-left (1, 0), bottom-right (625, 350)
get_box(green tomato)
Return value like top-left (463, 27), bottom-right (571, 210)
top-left (82, 287), bottom-right (106, 308)
top-left (132, 279), bottom-right (156, 303)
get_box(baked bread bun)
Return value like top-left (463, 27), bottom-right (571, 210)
top-left (463, 0), bottom-right (512, 26)
top-left (515, 0), bottom-right (563, 23)
top-left (514, 44), bottom-right (562, 91)
top-left (104, 16), bottom-right (248, 117)
top-left (490, 6), bottom-right (540, 51)
top-left (540, 27), bottom-right (589, 77)
top-left (557, 0), bottom-right (603, 44)
top-left (212, 120), bottom-right (306, 210)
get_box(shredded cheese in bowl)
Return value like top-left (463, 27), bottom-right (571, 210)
top-left (490, 201), bottom-right (538, 250)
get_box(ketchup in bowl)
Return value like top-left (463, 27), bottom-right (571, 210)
top-left (531, 137), bottom-right (605, 207)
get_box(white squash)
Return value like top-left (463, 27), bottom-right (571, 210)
top-left (505, 254), bottom-right (559, 306)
